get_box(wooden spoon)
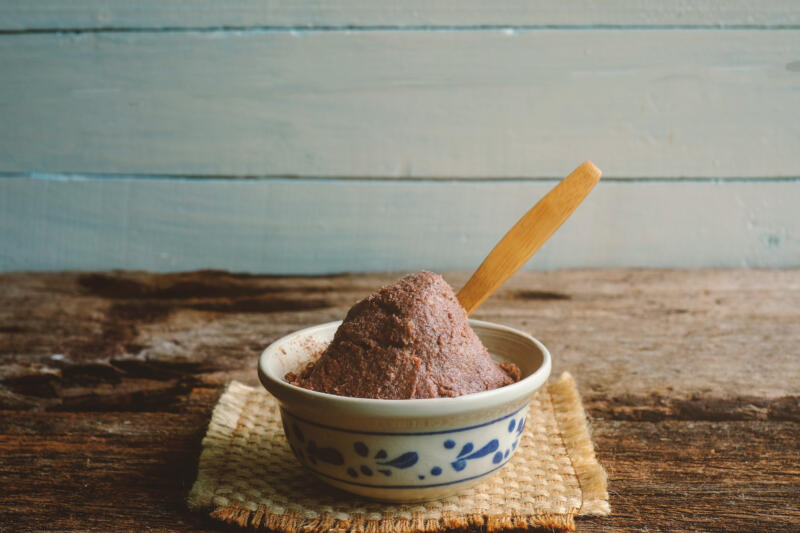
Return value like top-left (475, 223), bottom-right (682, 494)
top-left (457, 161), bottom-right (601, 315)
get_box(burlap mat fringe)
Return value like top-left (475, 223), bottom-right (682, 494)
top-left (189, 372), bottom-right (608, 532)
top-left (211, 502), bottom-right (577, 532)
top-left (549, 374), bottom-right (611, 516)
top-left (187, 381), bottom-right (250, 511)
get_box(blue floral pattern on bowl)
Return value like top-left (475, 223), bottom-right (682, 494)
top-left (280, 406), bottom-right (528, 489)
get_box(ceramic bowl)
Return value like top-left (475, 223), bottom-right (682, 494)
top-left (258, 319), bottom-right (551, 502)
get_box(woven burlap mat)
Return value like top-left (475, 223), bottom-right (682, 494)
top-left (188, 372), bottom-right (609, 532)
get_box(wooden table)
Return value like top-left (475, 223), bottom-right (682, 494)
top-left (1, 270), bottom-right (798, 532)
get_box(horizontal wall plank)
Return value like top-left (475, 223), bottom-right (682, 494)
top-left (1, 30), bottom-right (798, 178)
top-left (1, 1), bottom-right (799, 30)
top-left (1, 177), bottom-right (797, 272)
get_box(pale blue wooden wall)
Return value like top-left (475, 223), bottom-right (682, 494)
top-left (1, 1), bottom-right (799, 272)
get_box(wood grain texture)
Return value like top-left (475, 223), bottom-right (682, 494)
top-left (2, 270), bottom-right (798, 406)
top-left (2, 176), bottom-right (799, 272)
top-left (1, 30), bottom-right (798, 178)
top-left (0, 270), bottom-right (798, 531)
top-left (1, 0), bottom-right (799, 30)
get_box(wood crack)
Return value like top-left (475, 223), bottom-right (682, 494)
top-left (587, 395), bottom-right (800, 422)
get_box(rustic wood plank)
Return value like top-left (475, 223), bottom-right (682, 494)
top-left (1, 0), bottom-right (798, 30)
top-left (1, 270), bottom-right (798, 531)
top-left (2, 177), bottom-right (800, 273)
top-left (0, 406), bottom-right (232, 532)
top-left (1, 30), bottom-right (798, 178)
top-left (583, 419), bottom-right (800, 532)
top-left (1, 270), bottom-right (798, 407)
top-left (0, 404), bottom-right (797, 530)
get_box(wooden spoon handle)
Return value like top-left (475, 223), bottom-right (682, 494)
top-left (457, 161), bottom-right (601, 315)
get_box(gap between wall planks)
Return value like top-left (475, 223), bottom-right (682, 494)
top-left (0, 29), bottom-right (799, 178)
top-left (1, 0), bottom-right (800, 30)
top-left (1, 176), bottom-right (798, 273)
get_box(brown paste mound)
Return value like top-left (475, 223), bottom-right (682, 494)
top-left (288, 271), bottom-right (520, 399)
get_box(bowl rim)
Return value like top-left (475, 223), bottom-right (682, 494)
top-left (258, 319), bottom-right (551, 418)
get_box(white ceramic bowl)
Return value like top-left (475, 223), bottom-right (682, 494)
top-left (258, 319), bottom-right (551, 502)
